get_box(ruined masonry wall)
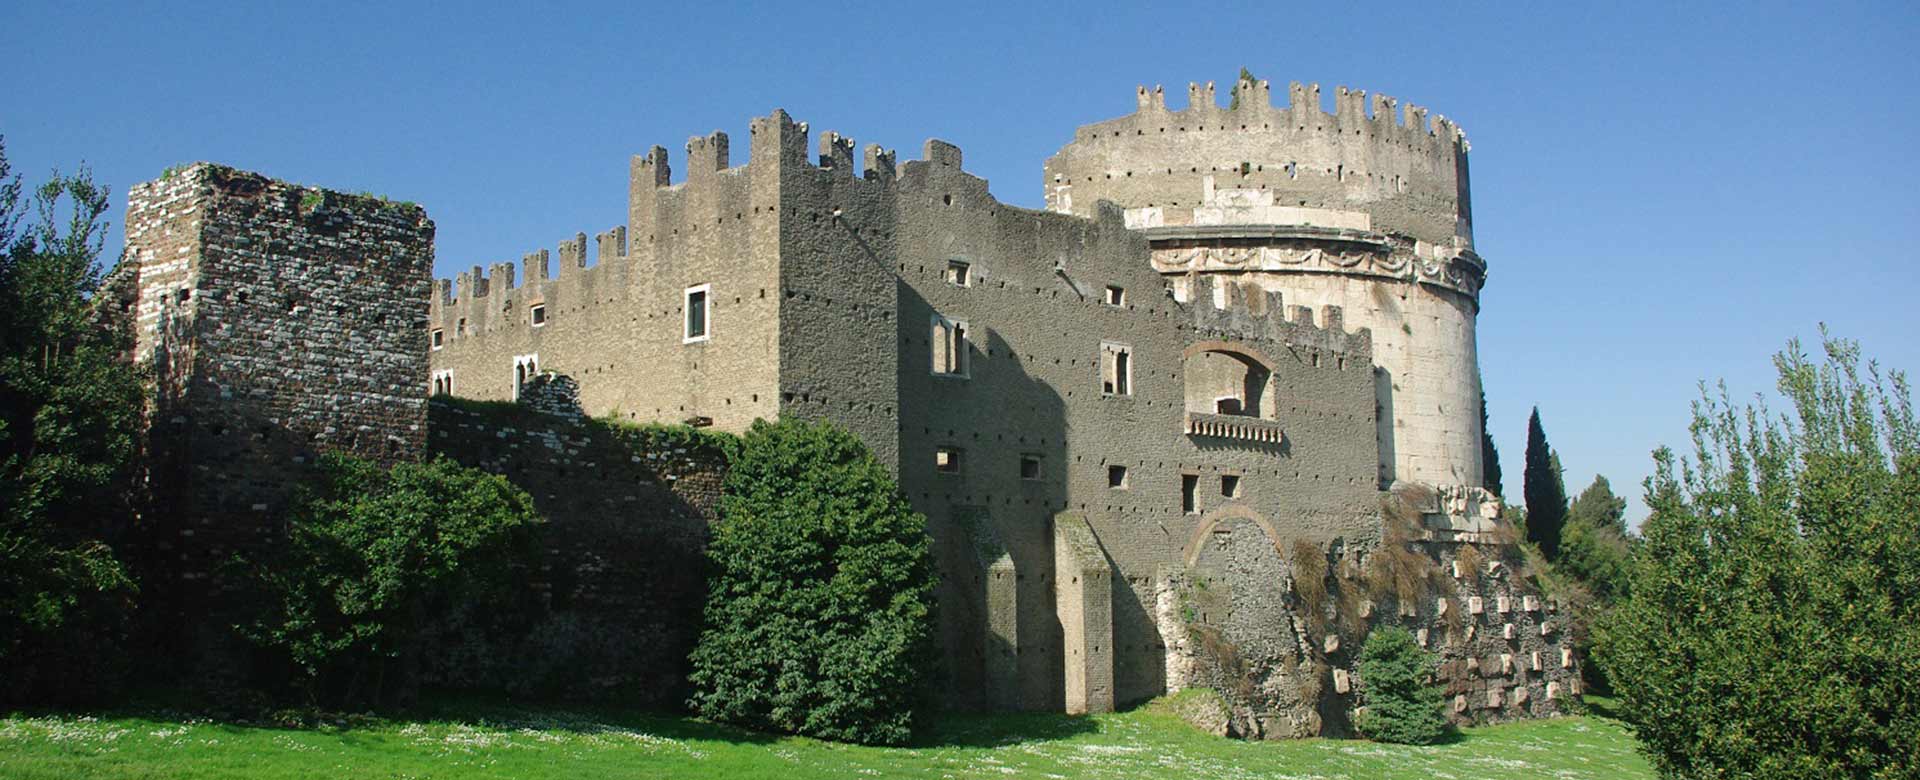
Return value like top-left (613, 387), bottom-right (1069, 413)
top-left (426, 399), bottom-right (726, 701)
top-left (125, 164), bottom-right (434, 586)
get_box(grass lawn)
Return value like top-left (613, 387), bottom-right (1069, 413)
top-left (0, 695), bottom-right (1652, 780)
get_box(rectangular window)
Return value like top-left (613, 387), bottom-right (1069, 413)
top-left (684, 284), bottom-right (710, 343)
top-left (932, 315), bottom-right (969, 377)
top-left (1019, 454), bottom-right (1041, 480)
top-left (945, 260), bottom-right (970, 287)
top-left (431, 329), bottom-right (444, 350)
top-left (1105, 285), bottom-right (1125, 307)
top-left (457, 317), bottom-right (467, 335)
top-left (530, 304), bottom-right (547, 327)
top-left (1101, 342), bottom-right (1132, 396)
top-left (1221, 474), bottom-right (1242, 499)
top-left (935, 446), bottom-right (963, 474)
top-left (1182, 474), bottom-right (1199, 514)
top-left (1108, 465), bottom-right (1129, 489)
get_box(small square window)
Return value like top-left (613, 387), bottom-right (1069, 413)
top-left (1182, 474), bottom-right (1200, 514)
top-left (935, 446), bottom-right (963, 474)
top-left (1221, 475), bottom-right (1242, 499)
top-left (1105, 285), bottom-right (1125, 306)
top-left (431, 329), bottom-right (444, 350)
top-left (1108, 465), bottom-right (1129, 489)
top-left (945, 260), bottom-right (970, 287)
top-left (1019, 454), bottom-right (1042, 480)
top-left (685, 284), bottom-right (711, 343)
top-left (530, 304), bottom-right (547, 327)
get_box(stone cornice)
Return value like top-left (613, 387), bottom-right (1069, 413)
top-left (1147, 233), bottom-right (1486, 301)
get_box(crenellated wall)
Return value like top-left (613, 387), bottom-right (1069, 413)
top-left (1043, 79), bottom-right (1471, 248)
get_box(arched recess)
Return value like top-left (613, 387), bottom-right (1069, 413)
top-left (1182, 341), bottom-right (1277, 418)
top-left (1182, 503), bottom-right (1285, 569)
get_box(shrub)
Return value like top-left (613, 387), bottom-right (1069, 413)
top-left (1596, 332), bottom-right (1920, 779)
top-left (1354, 625), bottom-right (1447, 745)
top-left (241, 454), bottom-right (544, 706)
top-left (687, 418), bottom-right (938, 745)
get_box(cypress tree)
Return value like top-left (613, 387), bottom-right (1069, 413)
top-left (1522, 408), bottom-right (1569, 559)
top-left (1480, 390), bottom-right (1504, 497)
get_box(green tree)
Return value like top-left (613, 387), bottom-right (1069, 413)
top-left (1560, 476), bottom-right (1633, 604)
top-left (1228, 67), bottom-right (1260, 109)
top-left (687, 418), bottom-right (938, 745)
top-left (1595, 332), bottom-right (1919, 779)
top-left (0, 138), bottom-right (145, 705)
top-left (1354, 625), bottom-right (1447, 745)
top-left (1481, 390), bottom-right (1504, 497)
top-left (242, 454), bottom-right (544, 706)
top-left (1522, 408), bottom-right (1569, 559)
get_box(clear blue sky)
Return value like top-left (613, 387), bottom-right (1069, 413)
top-left (6, 0), bottom-right (1917, 520)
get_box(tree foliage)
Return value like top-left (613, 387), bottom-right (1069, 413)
top-left (242, 454), bottom-right (545, 706)
top-left (1228, 67), bottom-right (1261, 109)
top-left (0, 138), bottom-right (145, 705)
top-left (1560, 476), bottom-right (1634, 605)
top-left (687, 418), bottom-right (938, 745)
top-left (1481, 390), bottom-right (1504, 497)
top-left (1523, 408), bottom-right (1569, 559)
top-left (1354, 625), bottom-right (1447, 745)
top-left (1595, 331), bottom-right (1919, 779)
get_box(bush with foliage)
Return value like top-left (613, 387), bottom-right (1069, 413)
top-left (0, 139), bottom-right (145, 705)
top-left (1354, 625), bottom-right (1447, 745)
top-left (687, 418), bottom-right (938, 745)
top-left (242, 454), bottom-right (545, 706)
top-left (1596, 332), bottom-right (1919, 779)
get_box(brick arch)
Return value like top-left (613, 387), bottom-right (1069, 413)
top-left (1182, 503), bottom-right (1285, 569)
top-left (1182, 340), bottom-right (1279, 374)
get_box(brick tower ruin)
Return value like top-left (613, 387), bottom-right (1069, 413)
top-left (121, 164), bottom-right (434, 657)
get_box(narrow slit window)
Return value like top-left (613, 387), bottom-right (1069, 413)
top-left (1019, 454), bottom-right (1041, 480)
top-left (945, 260), bottom-right (970, 287)
top-left (932, 315), bottom-right (969, 377)
top-left (530, 304), bottom-right (547, 327)
top-left (935, 446), bottom-right (963, 474)
top-left (684, 284), bottom-right (710, 342)
top-left (1108, 465), bottom-right (1129, 489)
top-left (1105, 285), bottom-right (1125, 307)
top-left (1182, 474), bottom-right (1199, 514)
top-left (1101, 342), bottom-right (1133, 395)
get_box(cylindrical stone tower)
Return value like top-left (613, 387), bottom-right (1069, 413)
top-left (1044, 78), bottom-right (1486, 489)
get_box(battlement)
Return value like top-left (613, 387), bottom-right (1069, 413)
top-left (1044, 72), bottom-right (1475, 248)
top-left (1184, 273), bottom-right (1373, 362)
top-left (1111, 78), bottom-right (1465, 150)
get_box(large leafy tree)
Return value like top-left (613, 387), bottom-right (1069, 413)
top-left (1596, 332), bottom-right (1919, 779)
top-left (1522, 408), bottom-right (1569, 559)
top-left (688, 418), bottom-right (938, 745)
top-left (1560, 476), bottom-right (1633, 604)
top-left (0, 138), bottom-right (145, 705)
top-left (243, 454), bottom-right (545, 706)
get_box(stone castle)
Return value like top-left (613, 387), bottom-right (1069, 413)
top-left (120, 76), bottom-right (1578, 736)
